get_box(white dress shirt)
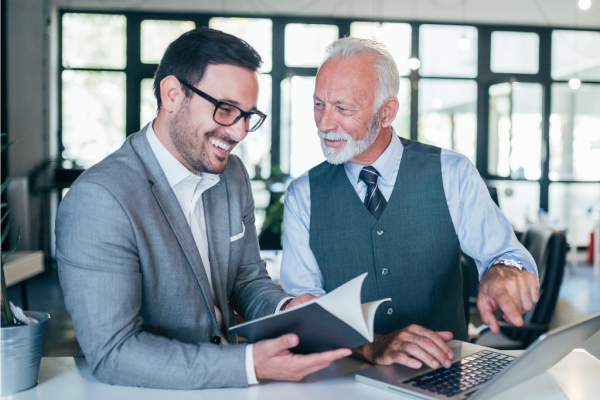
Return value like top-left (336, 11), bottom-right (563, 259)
top-left (146, 123), bottom-right (258, 385)
top-left (281, 132), bottom-right (538, 296)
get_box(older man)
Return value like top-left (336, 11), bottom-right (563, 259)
top-left (56, 28), bottom-right (349, 390)
top-left (280, 38), bottom-right (539, 371)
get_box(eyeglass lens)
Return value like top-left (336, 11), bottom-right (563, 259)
top-left (214, 103), bottom-right (264, 132)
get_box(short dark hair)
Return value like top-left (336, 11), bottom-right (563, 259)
top-left (153, 27), bottom-right (263, 109)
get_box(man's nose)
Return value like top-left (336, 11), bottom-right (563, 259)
top-left (316, 106), bottom-right (337, 133)
top-left (227, 117), bottom-right (248, 143)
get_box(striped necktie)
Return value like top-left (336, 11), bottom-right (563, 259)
top-left (359, 166), bottom-right (387, 219)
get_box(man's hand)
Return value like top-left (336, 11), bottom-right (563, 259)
top-left (353, 325), bottom-right (454, 369)
top-left (478, 265), bottom-right (540, 334)
top-left (253, 334), bottom-right (351, 381)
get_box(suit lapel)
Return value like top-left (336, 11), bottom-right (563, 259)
top-left (202, 176), bottom-right (230, 327)
top-left (130, 128), bottom-right (219, 330)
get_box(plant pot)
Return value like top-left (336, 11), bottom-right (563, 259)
top-left (1, 311), bottom-right (50, 395)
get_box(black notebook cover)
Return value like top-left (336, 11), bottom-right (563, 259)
top-left (231, 302), bottom-right (370, 354)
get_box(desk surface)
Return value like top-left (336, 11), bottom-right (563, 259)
top-left (3, 348), bottom-right (600, 400)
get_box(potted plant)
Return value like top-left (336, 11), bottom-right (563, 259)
top-left (1, 133), bottom-right (50, 395)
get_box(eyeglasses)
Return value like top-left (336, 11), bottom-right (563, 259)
top-left (178, 78), bottom-right (267, 133)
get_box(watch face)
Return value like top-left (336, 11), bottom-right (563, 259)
top-left (496, 259), bottom-right (523, 270)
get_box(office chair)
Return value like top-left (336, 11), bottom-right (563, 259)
top-left (475, 226), bottom-right (568, 350)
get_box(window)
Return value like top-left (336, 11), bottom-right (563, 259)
top-left (550, 83), bottom-right (600, 181)
top-left (285, 24), bottom-right (339, 67)
top-left (488, 82), bottom-right (543, 180)
top-left (59, 12), bottom-right (600, 235)
top-left (491, 31), bottom-right (539, 74)
top-left (61, 13), bottom-right (127, 168)
top-left (418, 79), bottom-right (477, 163)
top-left (350, 22), bottom-right (412, 76)
top-left (140, 20), bottom-right (195, 64)
top-left (419, 25), bottom-right (478, 78)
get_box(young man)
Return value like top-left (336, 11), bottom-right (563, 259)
top-left (56, 28), bottom-right (349, 390)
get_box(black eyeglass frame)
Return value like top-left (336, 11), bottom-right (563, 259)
top-left (178, 78), bottom-right (267, 132)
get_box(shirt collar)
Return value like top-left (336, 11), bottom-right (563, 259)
top-left (146, 121), bottom-right (220, 188)
top-left (344, 129), bottom-right (403, 186)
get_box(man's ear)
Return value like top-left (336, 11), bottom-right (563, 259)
top-left (159, 75), bottom-right (186, 114)
top-left (379, 97), bottom-right (400, 129)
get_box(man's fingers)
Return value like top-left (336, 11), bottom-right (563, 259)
top-left (382, 350), bottom-right (422, 368)
top-left (478, 296), bottom-right (499, 334)
top-left (293, 348), bottom-right (352, 374)
top-left (410, 327), bottom-right (454, 366)
top-left (400, 342), bottom-right (442, 369)
top-left (263, 334), bottom-right (299, 356)
top-left (530, 276), bottom-right (540, 302)
top-left (495, 292), bottom-right (524, 327)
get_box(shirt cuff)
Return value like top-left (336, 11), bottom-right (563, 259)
top-left (275, 296), bottom-right (295, 314)
top-left (245, 344), bottom-right (259, 385)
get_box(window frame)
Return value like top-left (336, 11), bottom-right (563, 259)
top-left (57, 10), bottom-right (600, 213)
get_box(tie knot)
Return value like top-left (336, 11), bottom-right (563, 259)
top-left (359, 166), bottom-right (380, 186)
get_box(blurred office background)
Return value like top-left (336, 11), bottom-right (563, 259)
top-left (1, 0), bottom-right (599, 356)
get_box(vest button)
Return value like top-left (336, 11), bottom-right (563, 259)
top-left (377, 229), bottom-right (384, 235)
top-left (211, 336), bottom-right (221, 344)
top-left (387, 308), bottom-right (394, 315)
top-left (382, 268), bottom-right (389, 275)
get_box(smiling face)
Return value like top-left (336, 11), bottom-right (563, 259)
top-left (314, 54), bottom-right (381, 163)
top-left (166, 63), bottom-right (259, 174)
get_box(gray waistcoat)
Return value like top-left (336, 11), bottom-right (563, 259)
top-left (309, 137), bottom-right (467, 340)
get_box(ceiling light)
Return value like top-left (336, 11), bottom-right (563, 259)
top-left (408, 57), bottom-right (420, 70)
top-left (457, 37), bottom-right (470, 51)
top-left (579, 0), bottom-right (592, 10)
top-left (569, 77), bottom-right (581, 89)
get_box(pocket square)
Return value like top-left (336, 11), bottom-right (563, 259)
top-left (230, 222), bottom-right (245, 242)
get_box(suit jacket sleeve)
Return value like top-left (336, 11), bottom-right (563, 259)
top-left (56, 180), bottom-right (249, 389)
top-left (227, 156), bottom-right (290, 321)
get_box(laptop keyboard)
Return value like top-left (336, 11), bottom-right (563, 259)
top-left (402, 350), bottom-right (517, 397)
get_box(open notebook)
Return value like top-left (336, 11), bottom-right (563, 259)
top-left (230, 273), bottom-right (391, 353)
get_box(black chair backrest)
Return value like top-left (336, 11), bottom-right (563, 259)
top-left (504, 226), bottom-right (567, 345)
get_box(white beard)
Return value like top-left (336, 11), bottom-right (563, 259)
top-left (317, 116), bottom-right (381, 165)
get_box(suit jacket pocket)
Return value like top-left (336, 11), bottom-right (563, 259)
top-left (230, 222), bottom-right (245, 243)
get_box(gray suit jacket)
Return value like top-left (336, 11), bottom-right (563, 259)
top-left (56, 126), bottom-right (288, 389)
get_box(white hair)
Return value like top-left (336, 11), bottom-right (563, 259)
top-left (321, 37), bottom-right (400, 114)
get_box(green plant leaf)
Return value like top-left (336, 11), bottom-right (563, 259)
top-left (1, 209), bottom-right (10, 225)
top-left (1, 227), bottom-right (20, 266)
top-left (1, 218), bottom-right (13, 245)
top-left (1, 177), bottom-right (11, 196)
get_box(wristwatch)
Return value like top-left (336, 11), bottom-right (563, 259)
top-left (491, 258), bottom-right (523, 271)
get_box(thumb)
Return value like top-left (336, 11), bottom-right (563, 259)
top-left (436, 331), bottom-right (454, 342)
top-left (269, 334), bottom-right (299, 355)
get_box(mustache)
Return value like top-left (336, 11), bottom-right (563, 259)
top-left (317, 130), bottom-right (352, 141)
top-left (205, 131), bottom-right (238, 146)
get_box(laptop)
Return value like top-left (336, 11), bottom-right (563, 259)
top-left (355, 312), bottom-right (600, 400)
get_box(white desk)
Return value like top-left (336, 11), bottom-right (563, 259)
top-left (3, 348), bottom-right (600, 400)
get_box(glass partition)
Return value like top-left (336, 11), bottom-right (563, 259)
top-left (62, 13), bottom-right (126, 69)
top-left (488, 82), bottom-right (543, 180)
top-left (350, 22), bottom-right (411, 76)
top-left (491, 31), bottom-right (539, 74)
top-left (549, 183), bottom-right (600, 247)
top-left (550, 83), bottom-right (600, 181)
top-left (62, 71), bottom-right (126, 168)
top-left (140, 20), bottom-right (195, 64)
top-left (419, 25), bottom-right (478, 78)
top-left (487, 180), bottom-right (540, 231)
top-left (552, 30), bottom-right (600, 81)
top-left (285, 24), bottom-right (339, 67)
top-left (418, 79), bottom-right (477, 163)
top-left (209, 18), bottom-right (273, 72)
